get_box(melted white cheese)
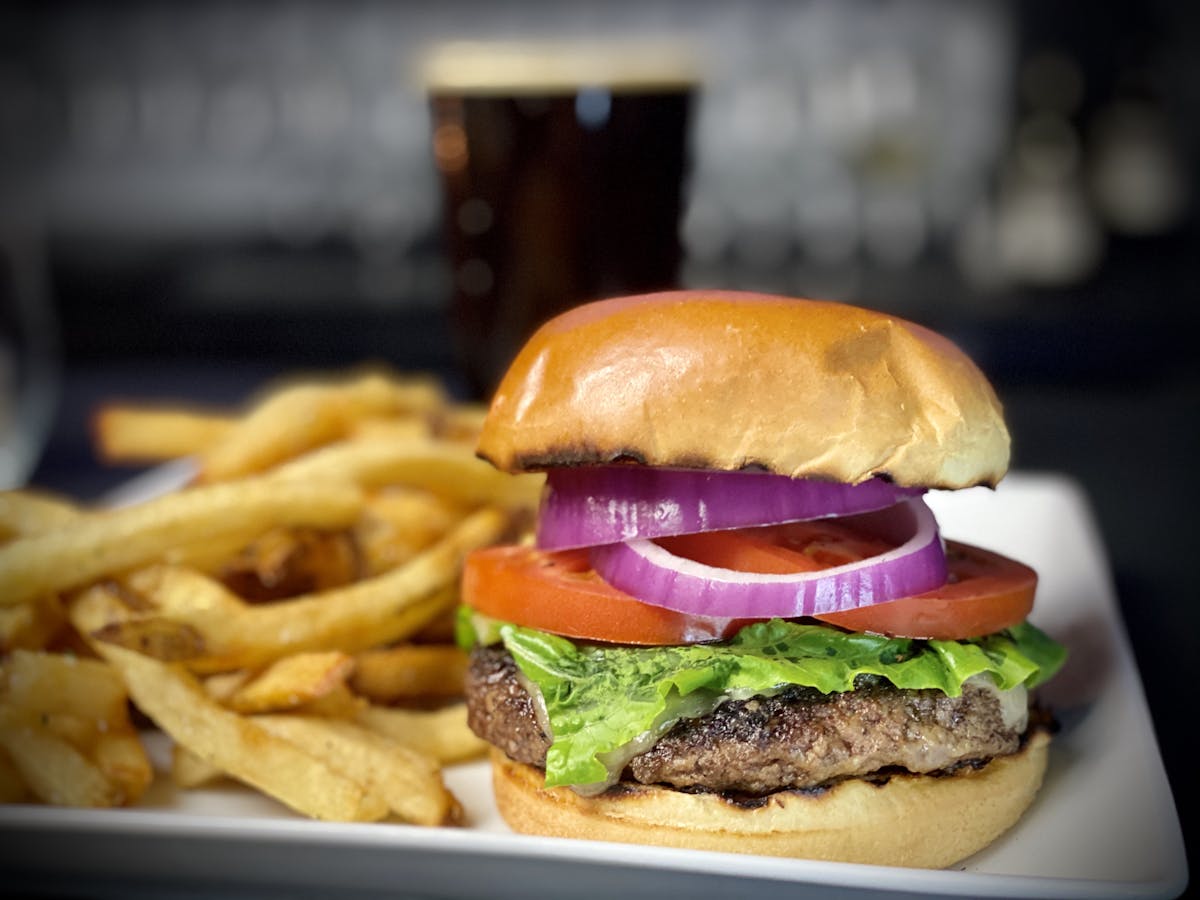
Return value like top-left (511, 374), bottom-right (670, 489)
top-left (965, 673), bottom-right (1029, 732)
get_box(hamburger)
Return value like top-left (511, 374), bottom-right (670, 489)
top-left (457, 290), bottom-right (1066, 868)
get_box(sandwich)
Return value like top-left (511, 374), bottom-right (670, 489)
top-left (457, 290), bottom-right (1066, 867)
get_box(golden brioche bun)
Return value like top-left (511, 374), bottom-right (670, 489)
top-left (478, 290), bottom-right (1010, 489)
top-left (490, 730), bottom-right (1051, 868)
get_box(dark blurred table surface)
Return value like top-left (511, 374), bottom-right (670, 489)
top-left (24, 306), bottom-right (1199, 893)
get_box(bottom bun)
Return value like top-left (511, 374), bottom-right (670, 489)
top-left (490, 730), bottom-right (1051, 869)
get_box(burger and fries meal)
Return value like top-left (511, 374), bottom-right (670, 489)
top-left (0, 290), bottom-right (1067, 870)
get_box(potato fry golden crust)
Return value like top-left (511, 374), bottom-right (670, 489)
top-left (225, 652), bottom-right (356, 714)
top-left (0, 720), bottom-right (121, 807)
top-left (270, 439), bottom-right (544, 511)
top-left (0, 480), bottom-right (364, 608)
top-left (94, 507), bottom-right (507, 671)
top-left (199, 371), bottom-right (446, 482)
top-left (356, 703), bottom-right (488, 765)
top-left (0, 747), bottom-right (30, 802)
top-left (351, 644), bottom-right (470, 703)
top-left (98, 643), bottom-right (388, 823)
top-left (170, 743), bottom-right (225, 789)
top-left (14, 367), bottom-right (531, 825)
top-left (92, 406), bottom-right (235, 464)
top-left (0, 594), bottom-right (67, 653)
top-left (0, 490), bottom-right (80, 540)
top-left (252, 715), bottom-right (461, 826)
top-left (0, 649), bottom-right (154, 806)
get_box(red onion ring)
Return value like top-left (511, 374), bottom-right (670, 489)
top-left (588, 497), bottom-right (947, 618)
top-left (537, 466), bottom-right (923, 551)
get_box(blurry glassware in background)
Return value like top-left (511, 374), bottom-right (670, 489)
top-left (1088, 98), bottom-right (1187, 238)
top-left (0, 222), bottom-right (59, 489)
top-left (421, 40), bottom-right (697, 397)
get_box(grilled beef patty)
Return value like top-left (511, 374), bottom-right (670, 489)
top-left (465, 645), bottom-right (1024, 794)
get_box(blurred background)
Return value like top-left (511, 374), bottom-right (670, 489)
top-left (1, 0), bottom-right (1196, 877)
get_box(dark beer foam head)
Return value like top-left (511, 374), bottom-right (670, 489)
top-left (419, 40), bottom-right (699, 95)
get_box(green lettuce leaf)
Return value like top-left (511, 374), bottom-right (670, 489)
top-left (473, 616), bottom-right (1066, 789)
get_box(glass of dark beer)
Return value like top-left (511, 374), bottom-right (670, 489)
top-left (423, 41), bottom-right (697, 397)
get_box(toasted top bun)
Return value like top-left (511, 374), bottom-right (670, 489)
top-left (490, 730), bottom-right (1051, 868)
top-left (478, 291), bottom-right (1010, 489)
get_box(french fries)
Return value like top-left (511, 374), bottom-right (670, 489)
top-left (224, 652), bottom-right (356, 715)
top-left (1, 366), bottom-right (526, 824)
top-left (0, 747), bottom-right (30, 802)
top-left (351, 644), bottom-right (470, 704)
top-left (198, 370), bottom-right (446, 482)
top-left (92, 405), bottom-right (235, 465)
top-left (269, 438), bottom-right (544, 511)
top-left (0, 719), bottom-right (122, 807)
top-left (0, 649), bottom-right (152, 806)
top-left (0, 490), bottom-right (79, 540)
top-left (95, 507), bottom-right (506, 671)
top-left (251, 715), bottom-right (460, 825)
top-left (170, 743), bottom-right (225, 789)
top-left (0, 480), bottom-right (364, 608)
top-left (0, 594), bottom-right (67, 653)
top-left (356, 703), bottom-right (488, 766)
top-left (98, 643), bottom-right (388, 823)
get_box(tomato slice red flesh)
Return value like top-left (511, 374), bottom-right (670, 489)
top-left (815, 541), bottom-right (1036, 640)
top-left (463, 520), bottom-right (1037, 645)
top-left (462, 545), bottom-right (750, 645)
top-left (663, 522), bottom-right (1036, 640)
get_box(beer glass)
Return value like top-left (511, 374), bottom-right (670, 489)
top-left (424, 41), bottom-right (697, 397)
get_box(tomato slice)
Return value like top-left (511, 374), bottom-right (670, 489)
top-left (462, 545), bottom-right (750, 645)
top-left (465, 522), bottom-right (1036, 645)
top-left (662, 523), bottom-right (1035, 640)
top-left (657, 520), bottom-right (893, 573)
top-left (815, 542), bottom-right (1036, 640)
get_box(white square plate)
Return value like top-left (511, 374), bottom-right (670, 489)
top-left (0, 472), bottom-right (1187, 899)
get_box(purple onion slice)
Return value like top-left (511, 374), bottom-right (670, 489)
top-left (588, 498), bottom-right (947, 618)
top-left (537, 466), bottom-right (922, 551)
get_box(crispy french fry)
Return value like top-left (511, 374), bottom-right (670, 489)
top-left (92, 406), bottom-right (235, 464)
top-left (38, 368), bottom-right (520, 821)
top-left (291, 682), bottom-right (365, 719)
top-left (1, 650), bottom-right (129, 724)
top-left (0, 747), bottom-right (30, 802)
top-left (253, 714), bottom-right (460, 826)
top-left (93, 730), bottom-right (154, 804)
top-left (356, 703), bottom-right (487, 765)
top-left (164, 530), bottom-right (270, 575)
top-left (225, 652), bottom-right (356, 715)
top-left (95, 507), bottom-right (507, 671)
top-left (0, 490), bottom-right (80, 540)
top-left (351, 644), bottom-right (469, 703)
top-left (171, 742), bottom-right (225, 789)
top-left (202, 670), bottom-right (254, 704)
top-left (96, 643), bottom-right (388, 822)
top-left (0, 719), bottom-right (121, 807)
top-left (411, 606), bottom-right (459, 644)
top-left (97, 575), bottom-right (454, 674)
top-left (218, 527), bottom-right (359, 601)
top-left (66, 582), bottom-right (134, 641)
top-left (36, 711), bottom-right (97, 749)
top-left (349, 416), bottom-right (434, 444)
top-left (355, 489), bottom-right (465, 575)
top-left (270, 440), bottom-right (544, 512)
top-left (1, 649), bottom-right (154, 804)
top-left (0, 480), bottom-right (363, 608)
top-left (199, 371), bottom-right (446, 482)
top-left (433, 402), bottom-right (488, 444)
top-left (0, 594), bottom-right (66, 652)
